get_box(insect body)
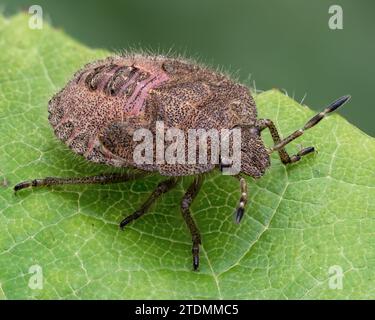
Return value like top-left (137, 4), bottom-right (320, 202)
top-left (15, 54), bottom-right (350, 270)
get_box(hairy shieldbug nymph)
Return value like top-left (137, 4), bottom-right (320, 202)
top-left (14, 53), bottom-right (350, 270)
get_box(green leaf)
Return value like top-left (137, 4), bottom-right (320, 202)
top-left (1, 14), bottom-right (375, 300)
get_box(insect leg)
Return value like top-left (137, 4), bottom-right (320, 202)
top-left (257, 118), bottom-right (292, 164)
top-left (288, 146), bottom-right (315, 163)
top-left (234, 175), bottom-right (248, 223)
top-left (180, 175), bottom-right (204, 271)
top-left (270, 95), bottom-right (350, 153)
top-left (120, 177), bottom-right (180, 229)
top-left (258, 119), bottom-right (315, 164)
top-left (14, 171), bottom-right (147, 192)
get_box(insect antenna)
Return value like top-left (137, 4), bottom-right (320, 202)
top-left (270, 95), bottom-right (351, 152)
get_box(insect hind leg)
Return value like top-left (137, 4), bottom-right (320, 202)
top-left (14, 172), bottom-right (147, 192)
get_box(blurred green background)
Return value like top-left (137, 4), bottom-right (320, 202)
top-left (1, 0), bottom-right (374, 135)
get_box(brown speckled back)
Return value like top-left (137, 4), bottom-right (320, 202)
top-left (48, 54), bottom-right (270, 177)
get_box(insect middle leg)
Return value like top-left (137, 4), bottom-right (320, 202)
top-left (257, 118), bottom-right (314, 165)
top-left (14, 171), bottom-right (147, 192)
top-left (180, 175), bottom-right (204, 271)
top-left (120, 177), bottom-right (180, 229)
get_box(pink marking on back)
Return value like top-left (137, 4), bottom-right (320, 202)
top-left (84, 136), bottom-right (99, 157)
top-left (66, 128), bottom-right (80, 145)
top-left (124, 76), bottom-right (156, 113)
top-left (99, 143), bottom-right (114, 161)
top-left (118, 71), bottom-right (140, 93)
top-left (54, 115), bottom-right (70, 129)
top-left (123, 71), bottom-right (169, 115)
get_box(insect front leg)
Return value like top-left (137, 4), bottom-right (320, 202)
top-left (257, 118), bottom-right (314, 165)
top-left (14, 171), bottom-right (147, 192)
top-left (234, 175), bottom-right (248, 223)
top-left (180, 175), bottom-right (204, 271)
top-left (120, 177), bottom-right (180, 229)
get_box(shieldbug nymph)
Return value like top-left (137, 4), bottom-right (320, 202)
top-left (14, 53), bottom-right (350, 270)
